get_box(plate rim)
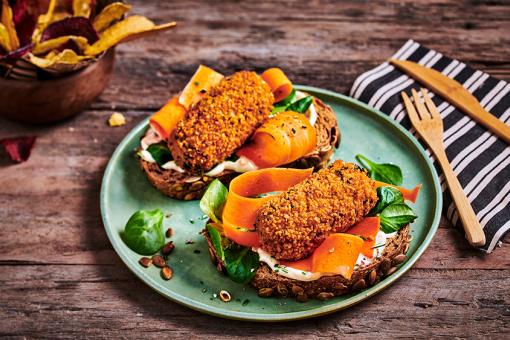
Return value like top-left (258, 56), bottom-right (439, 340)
top-left (100, 85), bottom-right (443, 322)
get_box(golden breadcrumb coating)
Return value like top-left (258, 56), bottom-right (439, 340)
top-left (168, 71), bottom-right (274, 173)
top-left (256, 160), bottom-right (378, 261)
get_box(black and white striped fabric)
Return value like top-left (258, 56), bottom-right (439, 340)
top-left (350, 39), bottom-right (510, 253)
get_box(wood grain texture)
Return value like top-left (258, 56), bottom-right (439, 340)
top-left (0, 0), bottom-right (509, 338)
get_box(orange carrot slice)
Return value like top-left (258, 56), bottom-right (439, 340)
top-left (222, 167), bottom-right (313, 247)
top-left (311, 233), bottom-right (364, 279)
top-left (149, 96), bottom-right (187, 139)
top-left (237, 111), bottom-right (317, 168)
top-left (178, 64), bottom-right (224, 109)
top-left (281, 257), bottom-right (313, 272)
top-left (346, 217), bottom-right (380, 258)
top-left (375, 181), bottom-right (422, 203)
top-left (261, 68), bottom-right (292, 103)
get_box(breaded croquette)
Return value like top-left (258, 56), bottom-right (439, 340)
top-left (256, 160), bottom-right (378, 261)
top-left (168, 71), bottom-right (274, 173)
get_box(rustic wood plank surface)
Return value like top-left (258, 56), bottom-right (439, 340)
top-left (1, 0), bottom-right (509, 338)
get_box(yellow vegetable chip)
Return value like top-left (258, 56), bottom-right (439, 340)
top-left (27, 49), bottom-right (93, 72)
top-left (32, 0), bottom-right (57, 42)
top-left (85, 15), bottom-right (176, 56)
top-left (1, 0), bottom-right (19, 51)
top-left (92, 2), bottom-right (132, 32)
top-left (108, 112), bottom-right (127, 127)
top-left (0, 22), bottom-right (11, 52)
top-left (73, 0), bottom-right (93, 18)
top-left (32, 36), bottom-right (90, 55)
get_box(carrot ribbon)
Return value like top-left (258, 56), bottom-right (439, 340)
top-left (346, 216), bottom-right (380, 258)
top-left (222, 167), bottom-right (313, 247)
top-left (375, 181), bottom-right (421, 203)
top-left (261, 68), bottom-right (293, 103)
top-left (237, 111), bottom-right (317, 168)
top-left (149, 96), bottom-right (186, 139)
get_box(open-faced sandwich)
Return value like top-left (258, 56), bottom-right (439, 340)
top-left (199, 157), bottom-right (421, 301)
top-left (137, 66), bottom-right (340, 200)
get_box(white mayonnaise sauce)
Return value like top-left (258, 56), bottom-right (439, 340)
top-left (161, 161), bottom-right (186, 173)
top-left (205, 156), bottom-right (258, 176)
top-left (255, 248), bottom-right (323, 282)
top-left (256, 230), bottom-right (396, 282)
top-left (140, 126), bottom-right (162, 150)
top-left (295, 90), bottom-right (317, 126)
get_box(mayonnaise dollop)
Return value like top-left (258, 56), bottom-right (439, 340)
top-left (256, 230), bottom-right (396, 282)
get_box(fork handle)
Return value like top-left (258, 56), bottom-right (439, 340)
top-left (433, 148), bottom-right (486, 247)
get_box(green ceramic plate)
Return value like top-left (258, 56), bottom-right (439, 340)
top-left (101, 86), bottom-right (442, 321)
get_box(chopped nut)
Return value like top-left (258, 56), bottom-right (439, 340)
top-left (387, 266), bottom-right (398, 276)
top-left (219, 290), bottom-right (231, 302)
top-left (258, 287), bottom-right (274, 297)
top-left (393, 254), bottom-right (407, 265)
top-left (108, 112), bottom-right (126, 127)
top-left (161, 266), bottom-right (173, 280)
top-left (352, 279), bottom-right (366, 291)
top-left (291, 285), bottom-right (304, 295)
top-left (368, 270), bottom-right (377, 285)
top-left (276, 284), bottom-right (288, 296)
top-left (161, 241), bottom-right (175, 256)
top-left (316, 292), bottom-right (334, 301)
top-left (296, 293), bottom-right (308, 302)
top-left (152, 255), bottom-right (166, 268)
top-left (138, 257), bottom-right (152, 268)
top-left (166, 228), bottom-right (173, 238)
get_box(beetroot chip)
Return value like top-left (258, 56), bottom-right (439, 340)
top-left (9, 0), bottom-right (36, 46)
top-left (10, 0), bottom-right (29, 25)
top-left (0, 43), bottom-right (33, 61)
top-left (0, 136), bottom-right (37, 163)
top-left (41, 17), bottom-right (99, 44)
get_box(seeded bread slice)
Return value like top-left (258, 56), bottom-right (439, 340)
top-left (203, 226), bottom-right (411, 301)
top-left (139, 96), bottom-right (341, 200)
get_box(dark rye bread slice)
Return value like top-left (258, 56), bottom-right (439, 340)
top-left (203, 226), bottom-right (411, 302)
top-left (139, 97), bottom-right (341, 200)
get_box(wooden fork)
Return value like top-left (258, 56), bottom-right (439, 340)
top-left (401, 88), bottom-right (486, 247)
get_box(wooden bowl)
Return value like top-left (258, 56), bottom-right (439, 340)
top-left (0, 49), bottom-right (115, 124)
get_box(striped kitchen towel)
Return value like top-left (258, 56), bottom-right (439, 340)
top-left (350, 39), bottom-right (510, 253)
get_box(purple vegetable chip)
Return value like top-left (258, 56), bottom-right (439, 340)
top-left (55, 38), bottom-right (82, 54)
top-left (11, 0), bottom-right (36, 47)
top-left (41, 17), bottom-right (99, 44)
top-left (0, 44), bottom-right (33, 61)
top-left (0, 135), bottom-right (37, 163)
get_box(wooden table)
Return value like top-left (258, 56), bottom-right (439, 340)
top-left (1, 1), bottom-right (509, 338)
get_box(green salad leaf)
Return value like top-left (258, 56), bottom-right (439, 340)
top-left (356, 154), bottom-right (403, 186)
top-left (287, 96), bottom-right (313, 113)
top-left (207, 224), bottom-right (259, 283)
top-left (122, 209), bottom-right (165, 255)
top-left (224, 245), bottom-right (260, 283)
top-left (379, 204), bottom-right (417, 233)
top-left (369, 186), bottom-right (404, 215)
top-left (147, 142), bottom-right (173, 167)
top-left (200, 179), bottom-right (228, 223)
top-left (271, 89), bottom-right (313, 114)
top-left (273, 89), bottom-right (296, 111)
top-left (207, 224), bottom-right (225, 261)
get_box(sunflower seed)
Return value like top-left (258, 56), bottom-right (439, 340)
top-left (258, 287), bottom-right (274, 297)
top-left (316, 292), bottom-right (334, 301)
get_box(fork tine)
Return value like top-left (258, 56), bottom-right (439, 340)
top-left (411, 88), bottom-right (431, 119)
top-left (401, 92), bottom-right (420, 126)
top-left (421, 88), bottom-right (441, 120)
